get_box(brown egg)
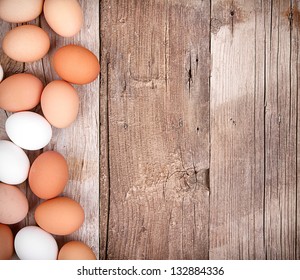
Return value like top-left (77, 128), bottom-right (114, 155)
top-left (29, 151), bottom-right (68, 199)
top-left (43, 0), bottom-right (83, 37)
top-left (35, 197), bottom-right (84, 235)
top-left (0, 0), bottom-right (44, 23)
top-left (41, 81), bottom-right (80, 128)
top-left (0, 224), bottom-right (14, 260)
top-left (52, 45), bottom-right (100, 85)
top-left (0, 73), bottom-right (43, 112)
top-left (0, 183), bottom-right (28, 224)
top-left (58, 241), bottom-right (96, 260)
top-left (3, 25), bottom-right (50, 62)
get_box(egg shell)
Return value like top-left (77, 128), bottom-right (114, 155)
top-left (41, 80), bottom-right (80, 128)
top-left (0, 73), bottom-right (43, 112)
top-left (58, 241), bottom-right (96, 260)
top-left (0, 224), bottom-right (14, 260)
top-left (29, 151), bottom-right (69, 199)
top-left (14, 226), bottom-right (58, 260)
top-left (52, 45), bottom-right (100, 85)
top-left (0, 183), bottom-right (28, 225)
top-left (6, 112), bottom-right (52, 151)
top-left (3, 25), bottom-right (50, 63)
top-left (43, 0), bottom-right (83, 37)
top-left (0, 140), bottom-right (30, 185)
top-left (35, 197), bottom-right (84, 236)
top-left (0, 65), bottom-right (3, 82)
top-left (0, 0), bottom-right (43, 23)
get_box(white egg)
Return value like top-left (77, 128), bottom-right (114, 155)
top-left (14, 226), bottom-right (58, 260)
top-left (6, 112), bottom-right (52, 150)
top-left (0, 140), bottom-right (30, 184)
top-left (0, 65), bottom-right (3, 82)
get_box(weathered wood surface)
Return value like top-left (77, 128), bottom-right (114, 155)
top-left (1, 0), bottom-right (299, 260)
top-left (210, 0), bottom-right (299, 260)
top-left (0, 0), bottom-right (99, 258)
top-left (210, 0), bottom-right (266, 259)
top-left (101, 0), bottom-right (210, 260)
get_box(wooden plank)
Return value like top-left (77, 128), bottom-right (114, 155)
top-left (38, 0), bottom-right (100, 257)
top-left (101, 0), bottom-right (210, 259)
top-left (1, 0), bottom-right (298, 261)
top-left (0, 21), bottom-right (27, 239)
top-left (0, 0), bottom-right (100, 258)
top-left (99, 0), bottom-right (110, 259)
top-left (210, 0), bottom-right (299, 260)
top-left (294, 0), bottom-right (300, 261)
top-left (264, 0), bottom-right (298, 259)
top-left (210, 0), bottom-right (265, 259)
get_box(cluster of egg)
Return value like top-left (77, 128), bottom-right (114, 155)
top-left (0, 0), bottom-right (99, 260)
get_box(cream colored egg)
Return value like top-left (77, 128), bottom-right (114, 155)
top-left (3, 25), bottom-right (50, 63)
top-left (41, 80), bottom-right (79, 128)
top-left (44, 0), bottom-right (83, 37)
top-left (0, 0), bottom-right (44, 23)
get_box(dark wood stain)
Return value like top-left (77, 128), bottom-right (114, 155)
top-left (284, 3), bottom-right (300, 26)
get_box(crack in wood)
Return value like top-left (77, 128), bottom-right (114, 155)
top-left (105, 59), bottom-right (111, 260)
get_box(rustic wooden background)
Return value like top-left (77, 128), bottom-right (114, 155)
top-left (1, 0), bottom-right (299, 260)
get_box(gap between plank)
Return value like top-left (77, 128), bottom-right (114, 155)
top-left (104, 59), bottom-right (111, 260)
top-left (208, 0), bottom-right (212, 260)
top-left (98, 0), bottom-right (102, 260)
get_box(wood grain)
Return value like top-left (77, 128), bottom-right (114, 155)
top-left (101, 0), bottom-right (210, 260)
top-left (39, 0), bottom-right (100, 257)
top-left (210, 0), bottom-right (299, 260)
top-left (0, 0), bottom-right (99, 258)
top-left (294, 0), bottom-right (300, 261)
top-left (264, 0), bottom-right (298, 260)
top-left (1, 0), bottom-right (299, 260)
top-left (210, 0), bottom-right (265, 260)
